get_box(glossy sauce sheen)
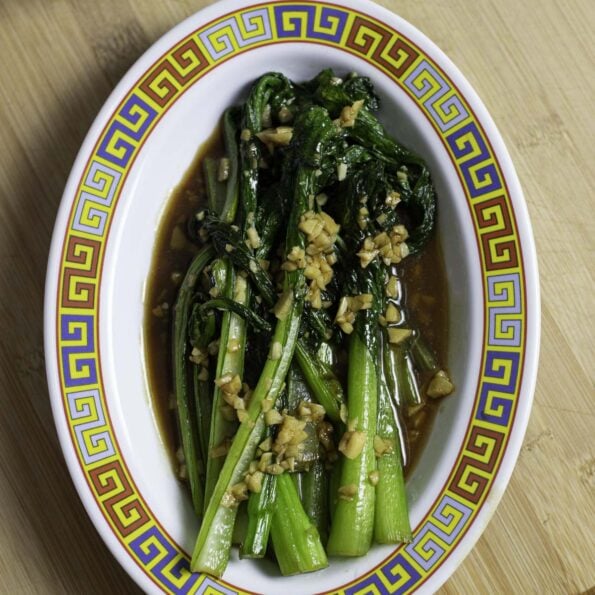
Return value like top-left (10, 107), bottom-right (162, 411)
top-left (144, 128), bottom-right (449, 475)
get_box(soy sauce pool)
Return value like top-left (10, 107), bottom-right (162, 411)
top-left (143, 126), bottom-right (450, 476)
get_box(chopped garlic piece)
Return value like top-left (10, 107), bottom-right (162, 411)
top-left (267, 463), bottom-right (285, 475)
top-left (385, 190), bottom-right (401, 207)
top-left (368, 470), bottom-right (380, 486)
top-left (373, 435), bottom-right (394, 457)
top-left (265, 409), bottom-right (283, 426)
top-left (261, 397), bottom-right (274, 413)
top-left (386, 276), bottom-right (399, 298)
top-left (427, 370), bottom-right (454, 398)
top-left (256, 126), bottom-right (293, 148)
top-left (215, 373), bottom-right (242, 396)
top-left (387, 327), bottom-right (413, 345)
top-left (227, 338), bottom-right (240, 353)
top-left (269, 341), bottom-right (282, 361)
top-left (338, 483), bottom-right (358, 501)
top-left (338, 430), bottom-right (367, 459)
top-left (273, 289), bottom-right (293, 321)
top-left (245, 471), bottom-right (264, 493)
top-left (259, 437), bottom-right (272, 452)
top-left (339, 99), bottom-right (365, 128)
top-left (385, 303), bottom-right (400, 323)
top-left (247, 226), bottom-right (261, 249)
top-left (217, 157), bottom-right (230, 182)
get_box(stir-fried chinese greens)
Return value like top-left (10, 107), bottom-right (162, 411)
top-left (166, 69), bottom-right (454, 578)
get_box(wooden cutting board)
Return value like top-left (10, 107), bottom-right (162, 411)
top-left (0, 0), bottom-right (592, 592)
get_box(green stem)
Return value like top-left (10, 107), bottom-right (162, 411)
top-left (295, 343), bottom-right (346, 425)
top-left (240, 474), bottom-right (278, 559)
top-left (286, 364), bottom-right (329, 543)
top-left (328, 458), bottom-right (342, 523)
top-left (192, 103), bottom-right (337, 577)
top-left (300, 460), bottom-right (329, 546)
top-left (393, 343), bottom-right (423, 411)
top-left (198, 297), bottom-right (271, 333)
top-left (191, 275), bottom-right (303, 576)
top-left (410, 333), bottom-right (439, 375)
top-left (191, 311), bottom-right (216, 479)
top-left (374, 339), bottom-right (411, 543)
top-left (172, 245), bottom-right (215, 517)
top-left (203, 157), bottom-right (226, 214)
top-left (203, 105), bottom-right (245, 506)
top-left (326, 329), bottom-right (377, 557)
top-left (220, 108), bottom-right (240, 224)
top-left (204, 264), bottom-right (250, 508)
top-left (271, 473), bottom-right (328, 575)
top-left (232, 502), bottom-right (248, 546)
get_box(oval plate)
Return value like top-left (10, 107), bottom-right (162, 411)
top-left (44, 0), bottom-right (540, 593)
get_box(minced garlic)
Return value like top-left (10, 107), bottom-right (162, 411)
top-left (368, 470), bottom-right (380, 486)
top-left (334, 294), bottom-right (373, 334)
top-left (338, 483), bottom-right (358, 501)
top-left (339, 99), bottom-right (365, 128)
top-left (273, 289), bottom-right (293, 320)
top-left (373, 435), bottom-right (394, 457)
top-left (385, 190), bottom-right (401, 207)
top-left (247, 226), bottom-right (261, 249)
top-left (265, 409), bottom-right (283, 426)
top-left (426, 370), bottom-right (454, 398)
top-left (338, 430), bottom-right (367, 459)
top-left (256, 126), bottom-right (293, 151)
top-left (358, 225), bottom-right (410, 268)
top-left (387, 327), bottom-right (413, 345)
top-left (385, 276), bottom-right (399, 298)
top-left (269, 341), bottom-right (282, 361)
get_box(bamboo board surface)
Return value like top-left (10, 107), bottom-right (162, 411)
top-left (0, 0), bottom-right (593, 593)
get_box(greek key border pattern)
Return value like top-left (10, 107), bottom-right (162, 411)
top-left (55, 3), bottom-right (526, 594)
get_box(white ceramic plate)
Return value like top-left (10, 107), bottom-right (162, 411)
top-left (44, 0), bottom-right (540, 593)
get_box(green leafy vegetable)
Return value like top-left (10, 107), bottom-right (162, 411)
top-left (161, 68), bottom-right (451, 579)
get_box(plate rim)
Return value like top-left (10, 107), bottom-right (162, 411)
top-left (44, 0), bottom-right (540, 593)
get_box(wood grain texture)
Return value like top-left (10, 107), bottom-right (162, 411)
top-left (0, 0), bottom-right (592, 593)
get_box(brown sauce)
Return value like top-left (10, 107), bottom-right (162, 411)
top-left (399, 236), bottom-right (449, 470)
top-left (143, 126), bottom-right (449, 475)
top-left (144, 126), bottom-right (223, 459)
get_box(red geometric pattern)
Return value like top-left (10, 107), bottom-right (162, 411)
top-left (140, 38), bottom-right (209, 108)
top-left (89, 460), bottom-right (150, 537)
top-left (61, 235), bottom-right (101, 309)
